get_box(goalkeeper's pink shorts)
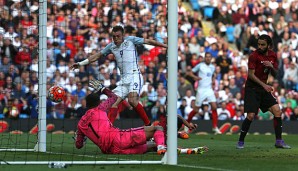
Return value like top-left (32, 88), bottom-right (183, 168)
top-left (109, 127), bottom-right (148, 154)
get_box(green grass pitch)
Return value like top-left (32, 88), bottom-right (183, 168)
top-left (0, 133), bottom-right (297, 171)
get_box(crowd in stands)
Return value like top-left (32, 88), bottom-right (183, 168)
top-left (0, 0), bottom-right (298, 122)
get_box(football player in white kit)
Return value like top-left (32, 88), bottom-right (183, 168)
top-left (71, 26), bottom-right (167, 126)
top-left (186, 52), bottom-right (222, 134)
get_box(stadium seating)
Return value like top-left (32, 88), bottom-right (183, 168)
top-left (226, 26), bottom-right (235, 43)
top-left (203, 6), bottom-right (215, 20)
top-left (189, 0), bottom-right (200, 11)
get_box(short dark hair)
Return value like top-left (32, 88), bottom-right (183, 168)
top-left (112, 26), bottom-right (124, 33)
top-left (86, 93), bottom-right (100, 109)
top-left (258, 34), bottom-right (273, 46)
top-left (205, 52), bottom-right (212, 57)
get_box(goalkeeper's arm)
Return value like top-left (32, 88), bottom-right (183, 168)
top-left (75, 129), bottom-right (87, 149)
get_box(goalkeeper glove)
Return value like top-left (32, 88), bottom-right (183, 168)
top-left (73, 130), bottom-right (87, 144)
top-left (89, 79), bottom-right (105, 93)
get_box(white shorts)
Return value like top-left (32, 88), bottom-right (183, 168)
top-left (195, 88), bottom-right (216, 106)
top-left (113, 72), bottom-right (144, 99)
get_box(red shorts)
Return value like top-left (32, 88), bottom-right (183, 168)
top-left (110, 127), bottom-right (147, 154)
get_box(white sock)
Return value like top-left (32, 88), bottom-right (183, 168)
top-left (179, 148), bottom-right (192, 154)
top-left (157, 145), bottom-right (166, 150)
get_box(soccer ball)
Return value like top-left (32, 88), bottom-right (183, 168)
top-left (48, 85), bottom-right (66, 103)
top-left (10, 107), bottom-right (19, 117)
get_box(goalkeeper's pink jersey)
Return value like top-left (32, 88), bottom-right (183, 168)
top-left (76, 88), bottom-right (118, 153)
top-left (77, 107), bottom-right (120, 153)
top-left (75, 88), bottom-right (147, 154)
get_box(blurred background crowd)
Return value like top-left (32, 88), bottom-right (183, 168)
top-left (0, 0), bottom-right (298, 122)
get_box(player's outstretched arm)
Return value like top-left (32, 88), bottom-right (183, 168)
top-left (178, 115), bottom-right (198, 130)
top-left (70, 52), bottom-right (103, 70)
top-left (144, 39), bottom-right (168, 48)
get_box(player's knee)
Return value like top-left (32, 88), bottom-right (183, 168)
top-left (273, 110), bottom-right (282, 117)
top-left (269, 105), bottom-right (282, 117)
top-left (128, 98), bottom-right (138, 107)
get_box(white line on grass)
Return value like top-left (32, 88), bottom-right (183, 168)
top-left (5, 150), bottom-right (240, 169)
top-left (177, 164), bottom-right (239, 171)
top-left (46, 151), bottom-right (159, 161)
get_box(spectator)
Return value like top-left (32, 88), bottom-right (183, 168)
top-left (217, 101), bottom-right (231, 120)
top-left (258, 111), bottom-right (274, 120)
top-left (71, 82), bottom-right (86, 103)
top-left (282, 101), bottom-right (293, 121)
top-left (76, 98), bottom-right (87, 118)
top-left (1, 38), bottom-right (17, 62)
top-left (14, 46), bottom-right (31, 67)
top-left (178, 99), bottom-right (187, 118)
top-left (188, 37), bottom-right (200, 56)
top-left (233, 18), bottom-right (247, 51)
top-left (178, 53), bottom-right (187, 74)
top-left (3, 98), bottom-right (20, 119)
top-left (283, 62), bottom-right (298, 90)
top-left (178, 74), bottom-right (194, 98)
top-left (147, 83), bottom-right (158, 105)
top-left (107, 2), bottom-right (123, 25)
top-left (6, 64), bottom-right (19, 81)
top-left (233, 110), bottom-right (245, 120)
top-left (27, 85), bottom-right (38, 118)
top-left (151, 100), bottom-right (161, 121)
top-left (12, 82), bottom-right (26, 99)
top-left (56, 46), bottom-right (70, 66)
top-left (290, 106), bottom-right (298, 121)
top-left (198, 103), bottom-right (211, 120)
top-left (216, 50), bottom-right (232, 78)
top-left (234, 70), bottom-right (245, 90)
top-left (64, 100), bottom-right (79, 119)
top-left (228, 78), bottom-right (241, 97)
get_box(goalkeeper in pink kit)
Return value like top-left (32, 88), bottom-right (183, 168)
top-left (75, 80), bottom-right (166, 154)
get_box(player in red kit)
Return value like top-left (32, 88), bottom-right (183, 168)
top-left (236, 34), bottom-right (291, 149)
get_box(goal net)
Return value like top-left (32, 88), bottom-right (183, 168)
top-left (0, 0), bottom-right (177, 166)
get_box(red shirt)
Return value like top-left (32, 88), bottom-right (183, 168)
top-left (20, 20), bottom-right (33, 29)
top-left (15, 51), bottom-right (31, 65)
top-left (140, 53), bottom-right (155, 66)
top-left (245, 50), bottom-right (278, 88)
top-left (226, 102), bottom-right (236, 118)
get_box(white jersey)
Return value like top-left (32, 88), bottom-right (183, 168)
top-left (101, 36), bottom-right (144, 76)
top-left (192, 62), bottom-right (215, 90)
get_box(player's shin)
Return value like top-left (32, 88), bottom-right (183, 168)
top-left (154, 130), bottom-right (166, 154)
top-left (153, 130), bottom-right (165, 146)
top-left (273, 117), bottom-right (282, 140)
top-left (211, 109), bottom-right (218, 128)
top-left (187, 110), bottom-right (197, 122)
top-left (239, 118), bottom-right (252, 142)
top-left (134, 103), bottom-right (151, 126)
